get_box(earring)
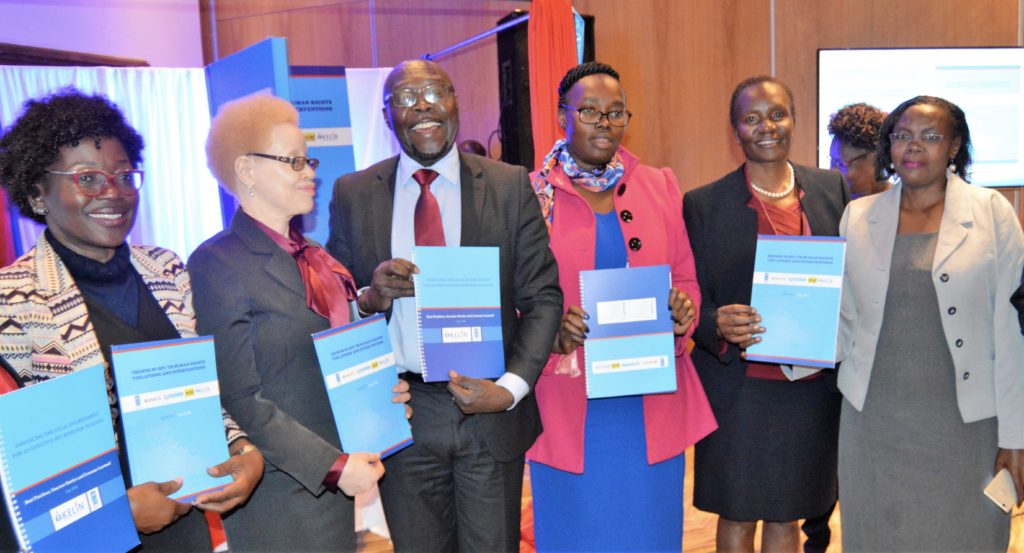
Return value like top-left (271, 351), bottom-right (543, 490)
top-left (247, 185), bottom-right (255, 198)
top-left (947, 158), bottom-right (957, 173)
top-left (32, 206), bottom-right (48, 216)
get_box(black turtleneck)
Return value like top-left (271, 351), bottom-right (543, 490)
top-left (46, 229), bottom-right (140, 327)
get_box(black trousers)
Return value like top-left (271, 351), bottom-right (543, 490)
top-left (380, 376), bottom-right (523, 553)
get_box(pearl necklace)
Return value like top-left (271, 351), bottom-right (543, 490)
top-left (750, 162), bottom-right (795, 199)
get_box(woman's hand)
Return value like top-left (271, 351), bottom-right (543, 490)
top-left (338, 453), bottom-right (385, 496)
top-left (669, 288), bottom-right (696, 335)
top-left (995, 448), bottom-right (1024, 508)
top-left (555, 305), bottom-right (589, 355)
top-left (127, 478), bottom-right (192, 534)
top-left (716, 304), bottom-right (764, 349)
top-left (393, 378), bottom-right (412, 419)
top-left (194, 439), bottom-right (265, 513)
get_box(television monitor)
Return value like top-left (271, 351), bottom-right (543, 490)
top-left (818, 47), bottom-right (1024, 187)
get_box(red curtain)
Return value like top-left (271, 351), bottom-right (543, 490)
top-left (0, 194), bottom-right (16, 266)
top-left (527, 0), bottom-right (577, 169)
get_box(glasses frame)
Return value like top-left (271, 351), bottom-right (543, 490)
top-left (559, 104), bottom-right (632, 128)
top-left (385, 84), bottom-right (454, 108)
top-left (247, 153), bottom-right (320, 171)
top-left (889, 131), bottom-right (946, 146)
top-left (45, 168), bottom-right (144, 198)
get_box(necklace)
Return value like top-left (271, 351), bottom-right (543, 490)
top-left (750, 162), bottom-right (795, 199)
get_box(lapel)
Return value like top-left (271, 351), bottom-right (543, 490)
top-left (933, 173), bottom-right (973, 271)
top-left (795, 165), bottom-right (831, 235)
top-left (230, 210), bottom-right (306, 301)
top-left (723, 166), bottom-right (759, 260)
top-left (374, 157), bottom-right (399, 263)
top-left (866, 182), bottom-right (902, 273)
top-left (459, 153), bottom-right (485, 246)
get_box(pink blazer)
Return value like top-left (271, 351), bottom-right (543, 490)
top-left (526, 147), bottom-right (717, 473)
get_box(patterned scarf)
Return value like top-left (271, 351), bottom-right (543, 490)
top-left (530, 138), bottom-right (626, 230)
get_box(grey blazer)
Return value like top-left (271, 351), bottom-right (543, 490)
top-left (188, 210), bottom-right (354, 551)
top-left (683, 163), bottom-right (849, 411)
top-left (838, 175), bottom-right (1024, 448)
top-left (326, 152), bottom-right (563, 461)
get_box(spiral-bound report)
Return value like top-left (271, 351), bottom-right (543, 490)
top-left (0, 364), bottom-right (138, 552)
top-left (412, 246), bottom-right (505, 382)
top-left (579, 265), bottom-right (676, 399)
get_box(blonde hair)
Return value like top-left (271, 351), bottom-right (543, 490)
top-left (206, 94), bottom-right (300, 194)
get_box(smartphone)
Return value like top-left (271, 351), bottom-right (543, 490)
top-left (984, 468), bottom-right (1018, 514)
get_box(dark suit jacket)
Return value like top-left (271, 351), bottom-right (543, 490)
top-left (326, 152), bottom-right (562, 462)
top-left (188, 211), bottom-right (353, 551)
top-left (683, 164), bottom-right (849, 412)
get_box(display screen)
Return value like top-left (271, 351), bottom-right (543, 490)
top-left (818, 47), bottom-right (1024, 187)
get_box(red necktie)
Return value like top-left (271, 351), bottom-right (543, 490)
top-left (413, 169), bottom-right (446, 246)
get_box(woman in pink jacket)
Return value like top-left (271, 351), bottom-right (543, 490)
top-left (526, 62), bottom-right (717, 551)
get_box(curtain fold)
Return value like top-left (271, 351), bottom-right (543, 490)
top-left (528, 0), bottom-right (578, 169)
top-left (0, 66), bottom-right (222, 260)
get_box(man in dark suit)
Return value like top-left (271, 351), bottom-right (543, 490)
top-left (326, 60), bottom-right (562, 552)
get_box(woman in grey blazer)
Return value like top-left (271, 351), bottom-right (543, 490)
top-left (188, 95), bottom-right (409, 552)
top-left (838, 95), bottom-right (1024, 551)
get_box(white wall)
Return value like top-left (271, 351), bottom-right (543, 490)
top-left (0, 0), bottom-right (203, 67)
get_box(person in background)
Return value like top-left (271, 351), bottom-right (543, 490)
top-left (0, 89), bottom-right (263, 550)
top-left (525, 61), bottom-right (716, 552)
top-left (188, 94), bottom-right (410, 552)
top-left (684, 76), bottom-right (848, 552)
top-left (327, 59), bottom-right (562, 552)
top-left (828, 102), bottom-right (890, 199)
top-left (838, 95), bottom-right (1023, 551)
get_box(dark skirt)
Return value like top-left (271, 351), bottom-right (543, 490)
top-left (693, 375), bottom-right (840, 521)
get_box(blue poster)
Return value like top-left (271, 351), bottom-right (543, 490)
top-left (579, 265), bottom-right (676, 398)
top-left (412, 247), bottom-right (505, 382)
top-left (110, 337), bottom-right (229, 503)
top-left (745, 235), bottom-right (846, 368)
top-left (289, 67), bottom-right (357, 247)
top-left (311, 315), bottom-right (412, 458)
top-left (0, 364), bottom-right (138, 552)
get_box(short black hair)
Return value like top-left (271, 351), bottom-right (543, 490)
top-left (876, 95), bottom-right (972, 181)
top-left (0, 89), bottom-right (144, 223)
top-left (828, 103), bottom-right (885, 151)
top-left (729, 75), bottom-right (795, 128)
top-left (557, 62), bottom-right (621, 106)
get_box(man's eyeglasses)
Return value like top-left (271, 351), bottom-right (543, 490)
top-left (46, 169), bottom-right (144, 197)
top-left (385, 85), bottom-right (454, 108)
top-left (889, 132), bottom-right (945, 145)
top-left (247, 153), bottom-right (319, 171)
top-left (560, 105), bottom-right (631, 127)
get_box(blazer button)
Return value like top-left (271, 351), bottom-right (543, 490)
top-left (617, 183), bottom-right (627, 196)
top-left (962, 371), bottom-right (970, 380)
top-left (939, 273), bottom-right (949, 282)
top-left (620, 210), bottom-right (633, 223)
top-left (947, 306), bottom-right (957, 315)
top-left (629, 237), bottom-right (642, 251)
top-left (955, 339), bottom-right (963, 348)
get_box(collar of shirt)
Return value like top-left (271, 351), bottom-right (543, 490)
top-left (396, 145), bottom-right (461, 191)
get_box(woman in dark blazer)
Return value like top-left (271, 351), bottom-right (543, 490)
top-left (683, 76), bottom-right (848, 552)
top-left (188, 95), bottom-right (409, 552)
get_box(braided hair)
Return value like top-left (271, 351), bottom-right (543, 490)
top-left (557, 62), bottom-right (621, 105)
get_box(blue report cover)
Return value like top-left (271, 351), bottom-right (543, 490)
top-left (580, 265), bottom-right (676, 399)
top-left (0, 364), bottom-right (138, 552)
top-left (745, 235), bottom-right (846, 368)
top-left (412, 246), bottom-right (505, 382)
top-left (311, 314), bottom-right (413, 458)
top-left (110, 337), bottom-right (229, 503)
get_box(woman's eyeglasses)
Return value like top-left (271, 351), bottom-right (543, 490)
top-left (247, 153), bottom-right (320, 171)
top-left (46, 169), bottom-right (144, 197)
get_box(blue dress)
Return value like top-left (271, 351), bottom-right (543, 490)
top-left (530, 210), bottom-right (685, 551)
